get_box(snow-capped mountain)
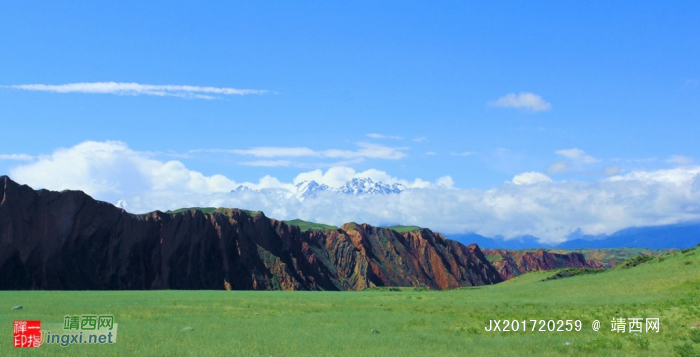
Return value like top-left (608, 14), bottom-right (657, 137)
top-left (232, 184), bottom-right (256, 193)
top-left (230, 177), bottom-right (408, 200)
top-left (337, 177), bottom-right (407, 196)
top-left (294, 180), bottom-right (330, 199)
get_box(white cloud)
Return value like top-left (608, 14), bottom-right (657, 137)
top-left (291, 167), bottom-right (429, 189)
top-left (7, 82), bottom-right (269, 99)
top-left (512, 172), bottom-right (552, 185)
top-left (451, 152), bottom-right (473, 157)
top-left (556, 148), bottom-right (598, 163)
top-left (603, 165), bottom-right (621, 176)
top-left (10, 141), bottom-right (239, 203)
top-left (436, 176), bottom-right (454, 188)
top-left (238, 160), bottom-right (294, 167)
top-left (0, 154), bottom-right (34, 161)
top-left (489, 92), bottom-right (552, 112)
top-left (547, 161), bottom-right (569, 174)
top-left (229, 147), bottom-right (318, 157)
top-left (205, 142), bottom-right (408, 161)
top-left (606, 166), bottom-right (700, 186)
top-left (367, 133), bottom-right (403, 140)
top-left (666, 155), bottom-right (693, 165)
top-left (8, 141), bottom-right (700, 244)
top-left (413, 137), bottom-right (428, 143)
top-left (424, 151), bottom-right (436, 156)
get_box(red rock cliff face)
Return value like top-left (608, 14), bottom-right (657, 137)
top-left (483, 249), bottom-right (604, 280)
top-left (0, 176), bottom-right (503, 290)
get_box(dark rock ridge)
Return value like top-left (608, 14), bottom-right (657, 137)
top-left (0, 176), bottom-right (502, 290)
top-left (483, 249), bottom-right (604, 280)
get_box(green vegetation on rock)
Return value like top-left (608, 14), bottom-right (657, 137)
top-left (165, 207), bottom-right (263, 217)
top-left (382, 225), bottom-right (422, 232)
top-left (283, 219), bottom-right (338, 232)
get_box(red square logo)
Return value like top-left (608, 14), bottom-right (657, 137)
top-left (13, 320), bottom-right (41, 348)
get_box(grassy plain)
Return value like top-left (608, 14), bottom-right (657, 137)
top-left (2, 247), bottom-right (699, 356)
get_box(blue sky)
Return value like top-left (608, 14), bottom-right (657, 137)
top-left (1, 2), bottom-right (699, 242)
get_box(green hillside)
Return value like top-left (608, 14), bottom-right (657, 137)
top-left (282, 219), bottom-right (338, 232)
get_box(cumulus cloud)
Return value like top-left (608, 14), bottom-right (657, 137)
top-left (10, 141), bottom-right (239, 203)
top-left (512, 172), bottom-right (552, 185)
top-left (7, 141), bottom-right (700, 244)
top-left (291, 167), bottom-right (430, 188)
top-left (436, 176), bottom-right (455, 188)
top-left (489, 92), bottom-right (551, 112)
top-left (7, 82), bottom-right (269, 99)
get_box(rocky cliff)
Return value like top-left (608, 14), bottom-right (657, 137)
top-left (483, 249), bottom-right (604, 280)
top-left (0, 176), bottom-right (503, 290)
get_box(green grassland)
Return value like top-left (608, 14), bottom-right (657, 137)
top-left (2, 248), bottom-right (699, 356)
top-left (282, 219), bottom-right (338, 232)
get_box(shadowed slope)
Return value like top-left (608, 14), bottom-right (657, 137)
top-left (0, 176), bottom-right (502, 290)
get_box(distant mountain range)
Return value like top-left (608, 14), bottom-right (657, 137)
top-left (232, 177), bottom-right (408, 200)
top-left (556, 222), bottom-right (700, 249)
top-left (231, 178), bottom-right (699, 250)
top-left (446, 222), bottom-right (700, 250)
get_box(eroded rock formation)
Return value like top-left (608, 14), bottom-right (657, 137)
top-left (0, 176), bottom-right (503, 290)
top-left (483, 249), bottom-right (604, 280)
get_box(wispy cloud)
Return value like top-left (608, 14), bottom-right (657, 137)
top-left (555, 148), bottom-right (598, 163)
top-left (547, 161), bottom-right (569, 174)
top-left (238, 160), bottom-right (294, 167)
top-left (0, 153), bottom-right (35, 161)
top-left (413, 137), bottom-right (428, 143)
top-left (366, 133), bottom-right (403, 140)
top-left (195, 142), bottom-right (408, 160)
top-left (451, 151), bottom-right (473, 157)
top-left (6, 82), bottom-right (270, 99)
top-left (666, 155), bottom-right (693, 165)
top-left (603, 165), bottom-right (621, 176)
top-left (489, 92), bottom-right (551, 112)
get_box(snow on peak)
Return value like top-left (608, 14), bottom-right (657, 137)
top-left (294, 180), bottom-right (330, 199)
top-left (231, 185), bottom-right (257, 193)
top-left (230, 177), bottom-right (408, 201)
